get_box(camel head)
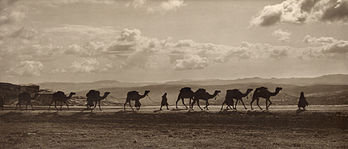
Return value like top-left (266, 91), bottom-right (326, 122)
top-left (144, 90), bottom-right (150, 96)
top-left (101, 92), bottom-right (111, 99)
top-left (213, 90), bottom-right (221, 100)
top-left (246, 89), bottom-right (253, 92)
top-left (275, 87), bottom-right (282, 92)
top-left (68, 92), bottom-right (76, 98)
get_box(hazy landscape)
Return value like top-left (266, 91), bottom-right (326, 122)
top-left (1, 0), bottom-right (348, 148)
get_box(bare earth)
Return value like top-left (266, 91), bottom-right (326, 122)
top-left (0, 105), bottom-right (347, 149)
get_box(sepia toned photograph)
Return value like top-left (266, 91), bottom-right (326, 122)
top-left (0, 0), bottom-right (347, 148)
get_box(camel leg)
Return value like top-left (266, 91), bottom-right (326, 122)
top-left (65, 101), bottom-right (69, 110)
top-left (123, 101), bottom-right (127, 110)
top-left (196, 100), bottom-right (203, 110)
top-left (98, 101), bottom-right (102, 111)
top-left (205, 100), bottom-right (209, 110)
top-left (166, 105), bottom-right (169, 110)
top-left (175, 98), bottom-right (181, 109)
top-left (234, 100), bottom-right (239, 110)
top-left (256, 99), bottom-right (262, 110)
top-left (181, 99), bottom-right (188, 109)
top-left (240, 99), bottom-right (247, 109)
top-left (160, 105), bottom-right (163, 110)
top-left (129, 101), bottom-right (134, 111)
top-left (220, 101), bottom-right (225, 111)
top-left (250, 98), bottom-right (255, 110)
top-left (54, 101), bottom-right (58, 110)
top-left (266, 98), bottom-right (272, 110)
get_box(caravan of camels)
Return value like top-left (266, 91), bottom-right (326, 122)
top-left (9, 86), bottom-right (282, 111)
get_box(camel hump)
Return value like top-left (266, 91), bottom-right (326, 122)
top-left (195, 88), bottom-right (206, 93)
top-left (127, 91), bottom-right (139, 95)
top-left (226, 89), bottom-right (238, 93)
top-left (180, 87), bottom-right (192, 92)
top-left (255, 87), bottom-right (267, 92)
top-left (86, 90), bottom-right (100, 97)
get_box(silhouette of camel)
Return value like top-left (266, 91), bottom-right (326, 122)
top-left (176, 87), bottom-right (195, 109)
top-left (250, 87), bottom-right (282, 110)
top-left (86, 90), bottom-right (110, 110)
top-left (191, 89), bottom-right (220, 110)
top-left (221, 89), bottom-right (253, 110)
top-left (49, 91), bottom-right (75, 110)
top-left (124, 90), bottom-right (150, 111)
top-left (16, 92), bottom-right (38, 110)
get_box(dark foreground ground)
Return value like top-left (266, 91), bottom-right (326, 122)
top-left (0, 105), bottom-right (347, 149)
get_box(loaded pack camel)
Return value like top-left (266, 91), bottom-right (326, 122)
top-left (16, 92), bottom-right (38, 110)
top-left (176, 87), bottom-right (195, 109)
top-left (124, 90), bottom-right (150, 111)
top-left (49, 91), bottom-right (75, 110)
top-left (86, 90), bottom-right (110, 110)
top-left (191, 88), bottom-right (221, 110)
top-left (221, 89), bottom-right (253, 110)
top-left (250, 87), bottom-right (282, 110)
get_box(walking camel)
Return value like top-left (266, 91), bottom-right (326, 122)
top-left (221, 89), bottom-right (253, 110)
top-left (124, 90), bottom-right (150, 111)
top-left (16, 92), bottom-right (38, 110)
top-left (49, 91), bottom-right (76, 110)
top-left (176, 87), bottom-right (195, 109)
top-left (86, 90), bottom-right (110, 110)
top-left (250, 87), bottom-right (282, 110)
top-left (191, 89), bottom-right (221, 110)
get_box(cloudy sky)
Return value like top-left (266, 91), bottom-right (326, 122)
top-left (0, 0), bottom-right (348, 84)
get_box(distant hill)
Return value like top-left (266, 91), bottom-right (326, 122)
top-left (165, 74), bottom-right (348, 86)
top-left (39, 74), bottom-right (348, 92)
top-left (39, 80), bottom-right (158, 92)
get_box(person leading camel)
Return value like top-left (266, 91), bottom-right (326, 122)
top-left (298, 92), bottom-right (309, 110)
top-left (160, 93), bottom-right (169, 110)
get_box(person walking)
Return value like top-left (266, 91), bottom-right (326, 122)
top-left (160, 93), bottom-right (169, 110)
top-left (298, 92), bottom-right (309, 110)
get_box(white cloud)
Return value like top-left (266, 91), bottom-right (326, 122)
top-left (7, 60), bottom-right (44, 76)
top-left (272, 29), bottom-right (291, 42)
top-left (71, 58), bottom-right (100, 73)
top-left (303, 35), bottom-right (348, 55)
top-left (251, 0), bottom-right (348, 26)
top-left (175, 55), bottom-right (208, 71)
top-left (126, 0), bottom-right (147, 8)
top-left (159, 0), bottom-right (186, 11)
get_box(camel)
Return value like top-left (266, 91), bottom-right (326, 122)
top-left (49, 91), bottom-right (76, 110)
top-left (191, 89), bottom-right (221, 110)
top-left (176, 87), bottom-right (195, 109)
top-left (16, 92), bottom-right (38, 110)
top-left (124, 90), bottom-right (150, 111)
top-left (221, 89), bottom-right (253, 110)
top-left (86, 90), bottom-right (110, 110)
top-left (250, 87), bottom-right (282, 110)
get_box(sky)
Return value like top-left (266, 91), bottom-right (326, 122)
top-left (0, 0), bottom-right (348, 84)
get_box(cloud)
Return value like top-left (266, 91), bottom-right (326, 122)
top-left (0, 0), bottom-right (25, 26)
top-left (251, 0), bottom-right (348, 26)
top-left (303, 35), bottom-right (348, 54)
top-left (126, 0), bottom-right (147, 8)
top-left (7, 60), bottom-right (44, 76)
top-left (71, 58), bottom-right (100, 73)
top-left (174, 55), bottom-right (208, 71)
top-left (272, 29), bottom-right (291, 42)
top-left (159, 0), bottom-right (186, 11)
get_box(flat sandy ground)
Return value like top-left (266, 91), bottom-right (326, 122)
top-left (0, 105), bottom-right (347, 149)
